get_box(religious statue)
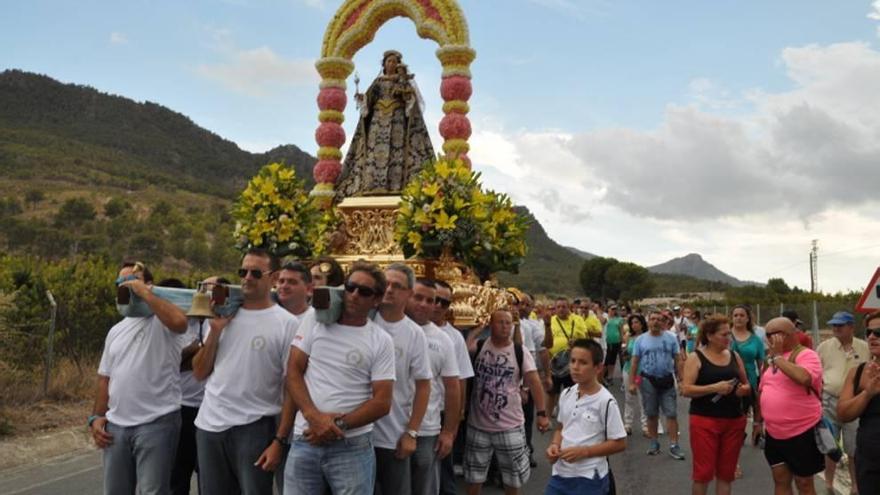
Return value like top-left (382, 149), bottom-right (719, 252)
top-left (335, 50), bottom-right (435, 200)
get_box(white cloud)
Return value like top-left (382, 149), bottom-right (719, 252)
top-left (195, 34), bottom-right (318, 97)
top-left (109, 32), bottom-right (128, 45)
top-left (868, 0), bottom-right (880, 21)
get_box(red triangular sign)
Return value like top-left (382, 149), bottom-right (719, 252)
top-left (855, 267), bottom-right (880, 314)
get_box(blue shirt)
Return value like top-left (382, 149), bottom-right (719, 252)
top-left (633, 331), bottom-right (679, 377)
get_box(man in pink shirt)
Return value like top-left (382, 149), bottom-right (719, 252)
top-left (465, 309), bottom-right (550, 495)
top-left (759, 317), bottom-right (824, 494)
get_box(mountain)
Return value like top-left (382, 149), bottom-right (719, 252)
top-left (0, 69), bottom-right (315, 197)
top-left (564, 246), bottom-right (596, 259)
top-left (648, 253), bottom-right (751, 287)
top-left (495, 208), bottom-right (585, 295)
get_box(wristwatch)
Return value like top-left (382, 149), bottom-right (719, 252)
top-left (536, 410), bottom-right (547, 417)
top-left (334, 416), bottom-right (350, 432)
top-left (87, 414), bottom-right (103, 428)
top-left (273, 435), bottom-right (290, 447)
top-left (406, 429), bottom-right (419, 439)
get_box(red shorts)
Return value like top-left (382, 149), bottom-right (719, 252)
top-left (689, 414), bottom-right (747, 483)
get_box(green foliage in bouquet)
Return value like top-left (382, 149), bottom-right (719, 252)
top-left (307, 205), bottom-right (341, 257)
top-left (395, 157), bottom-right (530, 280)
top-left (232, 163), bottom-right (317, 258)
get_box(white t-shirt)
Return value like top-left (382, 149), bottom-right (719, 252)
top-left (195, 306), bottom-right (299, 432)
top-left (371, 314), bottom-right (433, 449)
top-left (553, 385), bottom-right (626, 479)
top-left (441, 322), bottom-right (474, 379)
top-left (98, 316), bottom-right (183, 426)
top-left (420, 322), bottom-right (460, 436)
top-left (293, 319), bottom-right (396, 438)
top-left (179, 319), bottom-right (206, 408)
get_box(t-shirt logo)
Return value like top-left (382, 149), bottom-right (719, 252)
top-left (346, 349), bottom-right (364, 366)
top-left (251, 336), bottom-right (266, 351)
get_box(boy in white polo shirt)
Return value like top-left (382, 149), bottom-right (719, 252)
top-left (90, 262), bottom-right (188, 495)
top-left (546, 339), bottom-right (626, 495)
top-left (192, 249), bottom-right (299, 495)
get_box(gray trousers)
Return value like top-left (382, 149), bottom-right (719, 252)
top-left (196, 416), bottom-right (276, 495)
top-left (375, 436), bottom-right (439, 495)
top-left (103, 410), bottom-right (181, 495)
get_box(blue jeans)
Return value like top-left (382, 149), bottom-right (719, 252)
top-left (545, 474), bottom-right (609, 495)
top-left (103, 410), bottom-right (181, 495)
top-left (284, 432), bottom-right (374, 495)
top-left (195, 416), bottom-right (276, 495)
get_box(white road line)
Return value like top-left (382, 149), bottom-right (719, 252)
top-left (3, 464), bottom-right (101, 495)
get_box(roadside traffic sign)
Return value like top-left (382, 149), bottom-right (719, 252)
top-left (855, 267), bottom-right (880, 313)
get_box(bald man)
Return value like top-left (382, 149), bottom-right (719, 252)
top-left (759, 317), bottom-right (824, 495)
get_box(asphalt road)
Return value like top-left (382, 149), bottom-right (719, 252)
top-left (0, 385), bottom-right (837, 494)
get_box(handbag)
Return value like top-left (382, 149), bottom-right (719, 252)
top-left (786, 346), bottom-right (842, 463)
top-left (642, 373), bottom-right (675, 390)
top-left (550, 317), bottom-right (576, 377)
top-left (602, 398), bottom-right (617, 495)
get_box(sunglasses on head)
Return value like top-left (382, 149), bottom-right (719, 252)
top-left (238, 268), bottom-right (272, 279)
top-left (344, 281), bottom-right (381, 298)
top-left (436, 297), bottom-right (452, 308)
top-left (866, 328), bottom-right (880, 338)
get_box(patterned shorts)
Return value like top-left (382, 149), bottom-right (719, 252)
top-left (463, 425), bottom-right (530, 488)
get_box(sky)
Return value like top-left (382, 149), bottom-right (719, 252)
top-left (2, 0), bottom-right (880, 294)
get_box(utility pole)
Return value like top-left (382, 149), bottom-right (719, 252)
top-left (809, 240), bottom-right (819, 293)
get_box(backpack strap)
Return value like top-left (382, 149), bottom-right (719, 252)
top-left (514, 343), bottom-right (524, 381)
top-left (472, 338), bottom-right (487, 369)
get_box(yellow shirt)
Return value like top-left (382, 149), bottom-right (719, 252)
top-left (816, 337), bottom-right (869, 397)
top-left (550, 315), bottom-right (588, 357)
top-left (582, 313), bottom-right (603, 339)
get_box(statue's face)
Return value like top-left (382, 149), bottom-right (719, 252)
top-left (383, 55), bottom-right (400, 75)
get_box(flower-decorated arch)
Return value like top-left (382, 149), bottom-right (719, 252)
top-left (311, 0), bottom-right (476, 204)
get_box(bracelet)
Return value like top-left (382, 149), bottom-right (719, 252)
top-left (87, 414), bottom-right (104, 428)
top-left (272, 435), bottom-right (290, 447)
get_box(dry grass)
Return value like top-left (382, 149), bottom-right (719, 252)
top-left (0, 357), bottom-right (95, 438)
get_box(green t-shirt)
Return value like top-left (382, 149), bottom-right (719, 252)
top-left (622, 337), bottom-right (637, 374)
top-left (730, 332), bottom-right (765, 390)
top-left (605, 316), bottom-right (623, 345)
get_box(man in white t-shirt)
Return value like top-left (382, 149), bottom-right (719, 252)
top-left (406, 278), bottom-right (461, 495)
top-left (516, 293), bottom-right (550, 468)
top-left (90, 262), bottom-right (189, 495)
top-left (433, 280), bottom-right (474, 494)
top-left (372, 264), bottom-right (432, 495)
top-left (285, 261), bottom-right (396, 495)
top-left (192, 249), bottom-right (300, 495)
top-left (465, 309), bottom-right (550, 494)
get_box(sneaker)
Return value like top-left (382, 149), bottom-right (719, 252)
top-left (668, 444), bottom-right (686, 460)
top-left (453, 464), bottom-right (464, 476)
top-left (646, 440), bottom-right (661, 455)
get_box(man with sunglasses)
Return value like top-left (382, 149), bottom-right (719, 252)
top-left (192, 248), bottom-right (300, 495)
top-left (285, 262), bottom-right (395, 495)
top-left (371, 264), bottom-right (433, 495)
top-left (759, 317), bottom-right (824, 494)
top-left (816, 311), bottom-right (867, 494)
top-left (433, 280), bottom-right (474, 494)
top-left (406, 278), bottom-right (461, 495)
top-left (92, 262), bottom-right (188, 495)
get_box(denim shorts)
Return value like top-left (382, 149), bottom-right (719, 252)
top-left (639, 377), bottom-right (677, 418)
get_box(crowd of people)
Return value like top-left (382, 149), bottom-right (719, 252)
top-left (90, 250), bottom-right (880, 495)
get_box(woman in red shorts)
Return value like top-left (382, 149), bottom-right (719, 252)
top-left (681, 315), bottom-right (751, 495)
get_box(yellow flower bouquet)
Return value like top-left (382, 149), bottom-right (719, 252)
top-left (232, 163), bottom-right (317, 257)
top-left (395, 157), bottom-right (529, 280)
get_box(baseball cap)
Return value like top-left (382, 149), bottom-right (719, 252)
top-left (673, 305), bottom-right (681, 311)
top-left (827, 311), bottom-right (855, 326)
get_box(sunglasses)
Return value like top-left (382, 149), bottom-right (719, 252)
top-left (238, 268), bottom-right (273, 279)
top-left (765, 330), bottom-right (784, 338)
top-left (436, 297), bottom-right (452, 308)
top-left (344, 281), bottom-right (381, 298)
top-left (866, 328), bottom-right (880, 338)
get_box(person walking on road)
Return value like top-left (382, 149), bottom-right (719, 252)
top-left (837, 310), bottom-right (880, 494)
top-left (681, 315), bottom-right (751, 495)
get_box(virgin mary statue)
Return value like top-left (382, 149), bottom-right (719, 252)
top-left (335, 50), bottom-right (435, 199)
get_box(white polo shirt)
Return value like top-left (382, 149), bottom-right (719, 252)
top-left (419, 322), bottom-right (460, 436)
top-left (372, 314), bottom-right (433, 449)
top-left (195, 305), bottom-right (299, 432)
top-left (553, 385), bottom-right (626, 479)
top-left (292, 319), bottom-right (396, 438)
top-left (98, 316), bottom-right (183, 426)
top-left (440, 322), bottom-right (474, 379)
